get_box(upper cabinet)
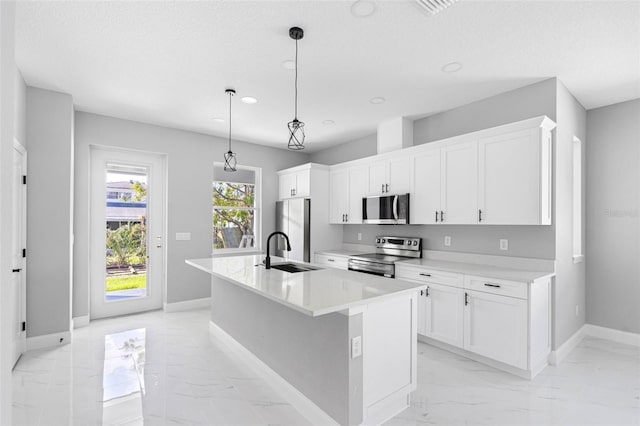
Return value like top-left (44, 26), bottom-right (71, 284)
top-left (330, 165), bottom-right (368, 224)
top-left (278, 167), bottom-right (311, 199)
top-left (367, 156), bottom-right (411, 196)
top-left (329, 115), bottom-right (556, 226)
top-left (411, 139), bottom-right (478, 224)
top-left (478, 123), bottom-right (553, 225)
top-left (277, 163), bottom-right (331, 201)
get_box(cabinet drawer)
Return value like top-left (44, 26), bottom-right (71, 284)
top-left (464, 275), bottom-right (528, 300)
top-left (396, 265), bottom-right (463, 288)
top-left (315, 253), bottom-right (348, 270)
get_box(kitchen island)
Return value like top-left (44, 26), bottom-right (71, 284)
top-left (186, 255), bottom-right (427, 426)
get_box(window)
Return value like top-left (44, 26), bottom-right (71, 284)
top-left (572, 136), bottom-right (584, 262)
top-left (212, 164), bottom-right (261, 252)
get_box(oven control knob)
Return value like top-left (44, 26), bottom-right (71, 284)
top-left (413, 241), bottom-right (418, 246)
top-left (381, 239), bottom-right (386, 243)
top-left (406, 240), bottom-right (410, 245)
top-left (376, 238), bottom-right (380, 243)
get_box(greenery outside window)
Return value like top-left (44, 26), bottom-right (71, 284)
top-left (213, 163), bottom-right (261, 252)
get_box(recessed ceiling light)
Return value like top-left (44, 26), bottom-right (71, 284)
top-left (281, 60), bottom-right (296, 70)
top-left (322, 120), bottom-right (335, 125)
top-left (442, 62), bottom-right (463, 73)
top-left (369, 97), bottom-right (386, 104)
top-left (351, 0), bottom-right (377, 18)
top-left (212, 117), bottom-right (225, 123)
top-left (241, 96), bottom-right (258, 104)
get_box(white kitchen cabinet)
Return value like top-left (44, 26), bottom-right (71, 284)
top-left (478, 122), bottom-right (553, 225)
top-left (424, 283), bottom-right (465, 348)
top-left (463, 289), bottom-right (528, 370)
top-left (411, 140), bottom-right (477, 224)
top-left (314, 253), bottom-right (349, 270)
top-left (367, 156), bottom-right (411, 196)
top-left (441, 140), bottom-right (478, 224)
top-left (330, 165), bottom-right (367, 224)
top-left (278, 168), bottom-right (310, 200)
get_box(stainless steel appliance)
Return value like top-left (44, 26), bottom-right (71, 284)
top-left (362, 193), bottom-right (410, 224)
top-left (275, 198), bottom-right (310, 262)
top-left (348, 236), bottom-right (421, 278)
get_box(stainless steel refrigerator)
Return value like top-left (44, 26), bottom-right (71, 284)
top-left (275, 198), bottom-right (310, 262)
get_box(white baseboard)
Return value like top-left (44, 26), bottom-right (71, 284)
top-left (163, 297), bottom-right (211, 313)
top-left (208, 321), bottom-right (338, 426)
top-left (72, 315), bottom-right (90, 329)
top-left (26, 330), bottom-right (72, 351)
top-left (585, 324), bottom-right (640, 347)
top-left (548, 324), bottom-right (587, 366)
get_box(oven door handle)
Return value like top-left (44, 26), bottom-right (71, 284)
top-left (393, 195), bottom-right (398, 221)
top-left (348, 259), bottom-right (393, 276)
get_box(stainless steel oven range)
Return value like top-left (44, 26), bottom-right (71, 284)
top-left (348, 236), bottom-right (422, 278)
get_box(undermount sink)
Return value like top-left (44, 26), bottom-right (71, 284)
top-left (269, 262), bottom-right (322, 273)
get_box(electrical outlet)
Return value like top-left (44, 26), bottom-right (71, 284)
top-left (499, 239), bottom-right (509, 250)
top-left (357, 232), bottom-right (362, 241)
top-left (444, 236), bottom-right (451, 246)
top-left (351, 336), bottom-right (362, 358)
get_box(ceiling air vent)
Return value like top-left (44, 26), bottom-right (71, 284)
top-left (415, 0), bottom-right (459, 16)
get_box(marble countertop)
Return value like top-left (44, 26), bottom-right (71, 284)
top-left (186, 255), bottom-right (426, 317)
top-left (396, 258), bottom-right (555, 283)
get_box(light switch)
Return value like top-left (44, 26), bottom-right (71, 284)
top-left (500, 239), bottom-right (509, 250)
top-left (351, 336), bottom-right (362, 359)
top-left (444, 236), bottom-right (451, 246)
top-left (176, 232), bottom-right (191, 241)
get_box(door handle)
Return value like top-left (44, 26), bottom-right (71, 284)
top-left (435, 211), bottom-right (438, 222)
top-left (479, 209), bottom-right (483, 222)
top-left (464, 292), bottom-right (469, 306)
top-left (385, 183), bottom-right (389, 193)
top-left (381, 183), bottom-right (384, 193)
top-left (12, 268), bottom-right (22, 273)
top-left (440, 211), bottom-right (444, 222)
top-left (156, 245), bottom-right (162, 248)
top-left (484, 283), bottom-right (501, 288)
top-left (345, 213), bottom-right (348, 222)
top-left (419, 273), bottom-right (431, 277)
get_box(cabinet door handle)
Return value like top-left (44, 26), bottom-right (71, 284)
top-left (440, 211), bottom-right (444, 222)
top-left (328, 258), bottom-right (335, 262)
top-left (385, 183), bottom-right (389, 193)
top-left (435, 211), bottom-right (439, 222)
top-left (426, 286), bottom-right (430, 297)
top-left (381, 183), bottom-right (385, 193)
top-left (464, 292), bottom-right (469, 306)
top-left (12, 268), bottom-right (22, 273)
top-left (478, 209), bottom-right (483, 222)
top-left (342, 214), bottom-right (345, 222)
top-left (419, 273), bottom-right (431, 277)
top-left (484, 283), bottom-right (501, 288)
top-left (420, 289), bottom-right (425, 296)
top-left (345, 213), bottom-right (348, 222)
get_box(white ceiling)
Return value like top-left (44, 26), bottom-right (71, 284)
top-left (15, 0), bottom-right (640, 152)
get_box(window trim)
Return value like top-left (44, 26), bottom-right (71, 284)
top-left (212, 163), bottom-right (262, 254)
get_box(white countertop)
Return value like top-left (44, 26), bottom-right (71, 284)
top-left (186, 255), bottom-right (426, 317)
top-left (396, 258), bottom-right (555, 283)
top-left (315, 249), bottom-right (364, 257)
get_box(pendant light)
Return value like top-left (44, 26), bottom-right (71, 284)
top-left (223, 88), bottom-right (237, 172)
top-left (287, 27), bottom-right (305, 150)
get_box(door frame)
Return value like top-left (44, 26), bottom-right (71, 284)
top-left (89, 146), bottom-right (167, 319)
top-left (11, 139), bottom-right (27, 367)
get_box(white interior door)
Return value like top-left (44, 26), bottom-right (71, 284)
top-left (90, 147), bottom-right (166, 319)
top-left (11, 140), bottom-right (27, 367)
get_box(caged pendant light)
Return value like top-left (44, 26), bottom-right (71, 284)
top-left (223, 88), bottom-right (237, 172)
top-left (287, 27), bottom-right (305, 150)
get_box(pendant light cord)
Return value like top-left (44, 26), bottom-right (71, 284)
top-left (294, 38), bottom-right (298, 120)
top-left (228, 91), bottom-right (232, 152)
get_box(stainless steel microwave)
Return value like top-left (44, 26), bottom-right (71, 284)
top-left (362, 194), bottom-right (410, 224)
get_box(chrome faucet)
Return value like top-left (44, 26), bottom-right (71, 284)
top-left (264, 231), bottom-right (291, 269)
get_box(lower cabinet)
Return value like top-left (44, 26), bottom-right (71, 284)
top-left (314, 253), bottom-right (349, 270)
top-left (397, 264), bottom-right (551, 378)
top-left (463, 289), bottom-right (528, 370)
top-left (419, 283), bottom-right (464, 348)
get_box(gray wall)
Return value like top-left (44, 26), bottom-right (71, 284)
top-left (310, 133), bottom-right (377, 166)
top-left (211, 276), bottom-right (363, 426)
top-left (586, 99), bottom-right (640, 333)
top-left (553, 80), bottom-right (587, 348)
top-left (73, 112), bottom-right (309, 317)
top-left (26, 87), bottom-right (75, 338)
top-left (341, 79), bottom-right (558, 260)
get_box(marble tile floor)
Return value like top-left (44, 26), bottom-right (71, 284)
top-left (11, 309), bottom-right (640, 426)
